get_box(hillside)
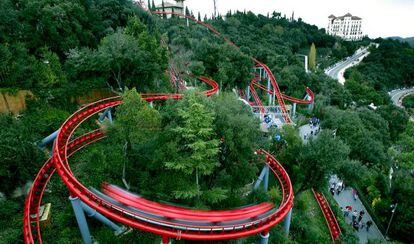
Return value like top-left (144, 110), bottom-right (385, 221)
top-left (0, 1), bottom-right (413, 243)
top-left (387, 36), bottom-right (414, 47)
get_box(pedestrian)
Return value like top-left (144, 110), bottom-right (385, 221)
top-left (341, 181), bottom-right (346, 191)
top-left (352, 210), bottom-right (358, 222)
top-left (311, 130), bottom-right (314, 136)
top-left (358, 214), bottom-right (363, 222)
top-left (343, 207), bottom-right (349, 217)
top-left (360, 221), bottom-right (365, 230)
top-left (352, 188), bottom-right (358, 201)
top-left (352, 220), bottom-right (359, 231)
top-left (336, 182), bottom-right (342, 195)
top-left (330, 186), bottom-right (335, 196)
top-left (366, 220), bottom-right (373, 232)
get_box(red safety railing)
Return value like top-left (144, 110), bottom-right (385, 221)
top-left (312, 189), bottom-right (341, 243)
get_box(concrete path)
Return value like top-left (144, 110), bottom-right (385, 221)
top-left (299, 124), bottom-right (386, 243)
top-left (298, 124), bottom-right (320, 144)
top-left (329, 176), bottom-right (386, 243)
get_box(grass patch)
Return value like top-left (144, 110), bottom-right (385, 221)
top-left (402, 94), bottom-right (414, 108)
top-left (290, 190), bottom-right (332, 243)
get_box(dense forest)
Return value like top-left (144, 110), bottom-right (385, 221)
top-left (0, 0), bottom-right (413, 243)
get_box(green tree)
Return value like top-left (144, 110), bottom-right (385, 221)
top-left (163, 92), bottom-right (219, 199)
top-left (294, 130), bottom-right (350, 194)
top-left (112, 88), bottom-right (161, 160)
top-left (377, 105), bottom-right (409, 141)
top-left (309, 42), bottom-right (317, 70)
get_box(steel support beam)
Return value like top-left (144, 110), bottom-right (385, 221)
top-left (259, 231), bottom-right (270, 244)
top-left (283, 208), bottom-right (293, 236)
top-left (69, 196), bottom-right (92, 244)
top-left (80, 202), bottom-right (126, 236)
top-left (254, 165), bottom-right (269, 191)
top-left (267, 78), bottom-right (272, 106)
top-left (292, 103), bottom-right (297, 118)
top-left (39, 130), bottom-right (58, 148)
top-left (264, 165), bottom-right (269, 191)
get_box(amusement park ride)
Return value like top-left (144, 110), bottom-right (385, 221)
top-left (23, 7), bottom-right (341, 244)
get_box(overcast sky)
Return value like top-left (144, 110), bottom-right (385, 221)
top-left (151, 0), bottom-right (414, 38)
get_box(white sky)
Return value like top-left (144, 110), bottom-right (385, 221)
top-left (151, 0), bottom-right (414, 38)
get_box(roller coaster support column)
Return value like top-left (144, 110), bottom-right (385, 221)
top-left (69, 196), bottom-right (92, 244)
top-left (292, 103), bottom-right (297, 118)
top-left (308, 102), bottom-right (314, 111)
top-left (99, 108), bottom-right (113, 123)
top-left (267, 77), bottom-right (272, 106)
top-left (246, 86), bottom-right (251, 100)
top-left (39, 130), bottom-right (58, 148)
top-left (253, 165), bottom-right (269, 191)
top-left (80, 202), bottom-right (126, 236)
top-left (259, 230), bottom-right (270, 244)
top-left (283, 208), bottom-right (293, 236)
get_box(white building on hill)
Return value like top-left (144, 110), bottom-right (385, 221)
top-left (155, 0), bottom-right (184, 18)
top-left (327, 13), bottom-right (363, 41)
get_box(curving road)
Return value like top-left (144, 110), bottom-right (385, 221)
top-left (389, 87), bottom-right (414, 108)
top-left (325, 46), bottom-right (371, 85)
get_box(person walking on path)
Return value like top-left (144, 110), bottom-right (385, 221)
top-left (352, 210), bottom-right (358, 222)
top-left (366, 220), bottom-right (373, 232)
top-left (352, 188), bottom-right (358, 201)
top-left (359, 210), bottom-right (365, 218)
top-left (345, 205), bottom-right (352, 217)
top-left (336, 181), bottom-right (342, 195)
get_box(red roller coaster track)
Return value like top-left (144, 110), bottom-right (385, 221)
top-left (22, 10), bottom-right (339, 244)
top-left (312, 189), bottom-right (342, 242)
top-left (22, 77), bottom-right (293, 243)
top-left (152, 11), bottom-right (315, 123)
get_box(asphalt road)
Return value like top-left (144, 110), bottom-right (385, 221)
top-left (325, 48), bottom-right (370, 84)
top-left (389, 87), bottom-right (414, 108)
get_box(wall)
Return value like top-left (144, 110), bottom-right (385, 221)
top-left (0, 90), bottom-right (33, 114)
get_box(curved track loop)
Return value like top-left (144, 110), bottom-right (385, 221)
top-left (23, 75), bottom-right (293, 243)
top-left (152, 11), bottom-right (315, 123)
top-left (312, 189), bottom-right (341, 242)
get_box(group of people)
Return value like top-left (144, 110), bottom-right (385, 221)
top-left (342, 206), bottom-right (373, 232)
top-left (304, 117), bottom-right (321, 140)
top-left (329, 180), bottom-right (345, 196)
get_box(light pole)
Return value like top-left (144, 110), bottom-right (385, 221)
top-left (385, 203), bottom-right (398, 239)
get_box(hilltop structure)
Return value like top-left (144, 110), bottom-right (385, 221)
top-left (154, 0), bottom-right (184, 18)
top-left (327, 13), bottom-right (363, 41)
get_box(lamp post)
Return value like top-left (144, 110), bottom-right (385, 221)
top-left (385, 203), bottom-right (398, 239)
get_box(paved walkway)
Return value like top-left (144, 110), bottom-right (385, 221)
top-left (299, 124), bottom-right (386, 243)
top-left (298, 124), bottom-right (320, 144)
top-left (329, 176), bottom-right (386, 243)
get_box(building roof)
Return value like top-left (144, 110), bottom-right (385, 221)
top-left (329, 13), bottom-right (362, 20)
top-left (155, 1), bottom-right (183, 9)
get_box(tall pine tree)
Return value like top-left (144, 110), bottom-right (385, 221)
top-left (164, 93), bottom-right (219, 199)
top-left (309, 42), bottom-right (317, 71)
